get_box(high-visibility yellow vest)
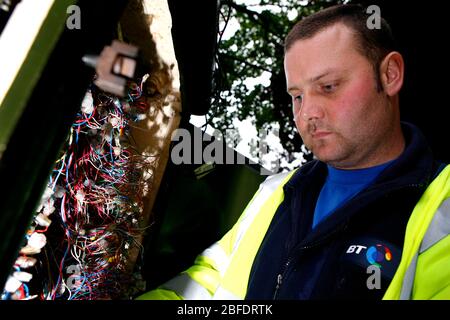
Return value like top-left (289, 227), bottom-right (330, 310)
top-left (137, 165), bottom-right (450, 300)
top-left (383, 164), bottom-right (450, 299)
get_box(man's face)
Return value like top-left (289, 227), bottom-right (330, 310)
top-left (284, 23), bottom-right (397, 169)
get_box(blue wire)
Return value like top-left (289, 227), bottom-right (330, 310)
top-left (22, 283), bottom-right (29, 298)
top-left (52, 155), bottom-right (66, 191)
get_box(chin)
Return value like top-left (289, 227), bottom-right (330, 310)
top-left (310, 146), bottom-right (332, 161)
top-left (313, 151), bottom-right (343, 166)
top-left (312, 154), bottom-right (332, 164)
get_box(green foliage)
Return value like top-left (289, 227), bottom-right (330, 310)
top-left (210, 0), bottom-right (346, 164)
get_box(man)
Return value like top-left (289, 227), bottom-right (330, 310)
top-left (138, 4), bottom-right (450, 300)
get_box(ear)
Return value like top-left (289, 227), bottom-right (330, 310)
top-left (380, 51), bottom-right (404, 96)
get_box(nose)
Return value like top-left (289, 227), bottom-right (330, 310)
top-left (299, 93), bottom-right (324, 121)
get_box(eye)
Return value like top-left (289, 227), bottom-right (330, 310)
top-left (322, 83), bottom-right (338, 93)
top-left (294, 94), bottom-right (304, 104)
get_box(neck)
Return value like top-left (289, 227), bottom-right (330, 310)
top-left (332, 124), bottom-right (405, 170)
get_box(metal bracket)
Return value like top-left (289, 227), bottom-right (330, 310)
top-left (82, 40), bottom-right (139, 97)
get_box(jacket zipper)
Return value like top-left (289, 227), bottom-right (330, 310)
top-left (272, 223), bottom-right (346, 299)
top-left (273, 274), bottom-right (283, 299)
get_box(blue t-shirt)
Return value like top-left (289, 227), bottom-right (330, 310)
top-left (312, 161), bottom-right (394, 228)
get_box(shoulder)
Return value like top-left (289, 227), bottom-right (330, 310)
top-left (261, 171), bottom-right (293, 186)
top-left (259, 160), bottom-right (317, 190)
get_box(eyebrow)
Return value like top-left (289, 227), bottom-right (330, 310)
top-left (287, 69), bottom-right (340, 92)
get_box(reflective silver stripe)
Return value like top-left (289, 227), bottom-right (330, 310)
top-left (399, 253), bottom-right (418, 300)
top-left (419, 197), bottom-right (450, 253)
top-left (399, 197), bottom-right (450, 299)
top-left (212, 285), bottom-right (242, 300)
top-left (200, 243), bottom-right (230, 276)
top-left (161, 273), bottom-right (212, 300)
top-left (232, 171), bottom-right (291, 252)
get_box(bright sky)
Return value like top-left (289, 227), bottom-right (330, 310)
top-left (189, 0), bottom-right (306, 172)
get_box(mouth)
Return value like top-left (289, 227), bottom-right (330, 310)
top-left (311, 131), bottom-right (331, 139)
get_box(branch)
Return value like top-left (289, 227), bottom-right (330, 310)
top-left (220, 52), bottom-right (272, 73)
top-left (222, 0), bottom-right (261, 22)
top-left (221, 0), bottom-right (284, 44)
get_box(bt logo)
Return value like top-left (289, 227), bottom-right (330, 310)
top-left (346, 244), bottom-right (392, 268)
top-left (366, 244), bottom-right (392, 268)
top-left (346, 245), bottom-right (367, 254)
top-left (346, 243), bottom-right (393, 290)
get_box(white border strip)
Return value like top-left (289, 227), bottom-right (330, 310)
top-left (0, 0), bottom-right (56, 106)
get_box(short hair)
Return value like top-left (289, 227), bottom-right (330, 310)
top-left (284, 4), bottom-right (397, 91)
